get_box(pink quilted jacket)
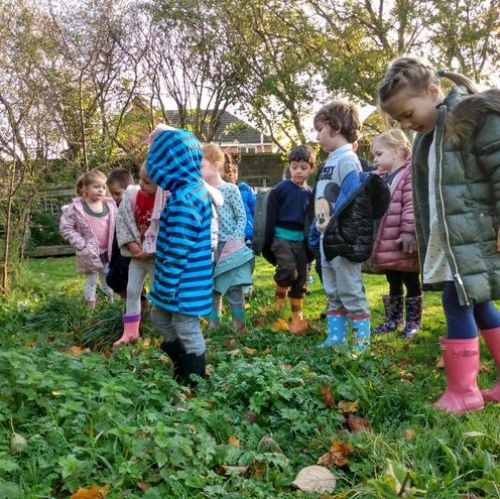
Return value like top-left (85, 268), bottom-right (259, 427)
top-left (59, 198), bottom-right (117, 273)
top-left (371, 161), bottom-right (419, 273)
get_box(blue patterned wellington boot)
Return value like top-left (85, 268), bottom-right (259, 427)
top-left (351, 314), bottom-right (371, 352)
top-left (318, 311), bottom-right (348, 348)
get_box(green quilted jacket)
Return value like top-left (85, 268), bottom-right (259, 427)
top-left (412, 86), bottom-right (500, 305)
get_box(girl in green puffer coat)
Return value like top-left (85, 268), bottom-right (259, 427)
top-left (377, 56), bottom-right (500, 415)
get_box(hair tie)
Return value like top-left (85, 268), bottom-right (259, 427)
top-left (437, 69), bottom-right (446, 77)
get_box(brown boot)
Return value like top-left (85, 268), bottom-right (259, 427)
top-left (289, 298), bottom-right (309, 334)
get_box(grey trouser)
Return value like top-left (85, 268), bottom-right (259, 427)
top-left (84, 263), bottom-right (112, 301)
top-left (321, 250), bottom-right (369, 317)
top-left (126, 257), bottom-right (155, 315)
top-left (151, 306), bottom-right (205, 355)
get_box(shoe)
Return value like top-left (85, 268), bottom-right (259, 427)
top-left (433, 337), bottom-right (484, 414)
top-left (351, 314), bottom-right (371, 352)
top-left (318, 310), bottom-right (348, 347)
top-left (373, 295), bottom-right (403, 334)
top-left (289, 298), bottom-right (309, 334)
top-left (113, 313), bottom-right (141, 346)
top-left (402, 295), bottom-right (422, 338)
top-left (160, 339), bottom-right (186, 381)
top-left (480, 327), bottom-right (500, 402)
top-left (178, 352), bottom-right (206, 387)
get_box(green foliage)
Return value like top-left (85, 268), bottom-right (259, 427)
top-left (29, 207), bottom-right (66, 248)
top-left (0, 257), bottom-right (499, 497)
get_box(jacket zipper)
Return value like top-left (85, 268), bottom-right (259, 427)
top-left (436, 124), bottom-right (470, 305)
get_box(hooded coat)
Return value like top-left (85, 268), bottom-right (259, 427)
top-left (371, 160), bottom-right (419, 272)
top-left (146, 127), bottom-right (213, 316)
top-left (412, 87), bottom-right (500, 305)
top-left (59, 198), bottom-right (116, 273)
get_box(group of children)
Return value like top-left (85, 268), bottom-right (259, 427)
top-left (59, 55), bottom-right (500, 415)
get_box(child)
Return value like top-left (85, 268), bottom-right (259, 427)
top-left (378, 56), bottom-right (500, 413)
top-left (262, 145), bottom-right (315, 333)
top-left (113, 164), bottom-right (166, 346)
top-left (105, 168), bottom-right (135, 297)
top-left (201, 144), bottom-right (253, 333)
top-left (60, 169), bottom-right (116, 309)
top-left (224, 157), bottom-right (256, 245)
top-left (146, 126), bottom-right (213, 386)
top-left (313, 101), bottom-right (375, 352)
top-left (370, 130), bottom-right (421, 338)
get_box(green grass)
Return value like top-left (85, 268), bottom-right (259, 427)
top-left (0, 256), bottom-right (499, 498)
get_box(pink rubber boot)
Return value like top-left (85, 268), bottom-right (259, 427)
top-left (434, 337), bottom-right (484, 414)
top-left (480, 327), bottom-right (500, 402)
top-left (113, 313), bottom-right (141, 347)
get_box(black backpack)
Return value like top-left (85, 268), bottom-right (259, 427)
top-left (252, 188), bottom-right (271, 255)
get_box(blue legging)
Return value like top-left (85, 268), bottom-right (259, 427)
top-left (442, 282), bottom-right (500, 339)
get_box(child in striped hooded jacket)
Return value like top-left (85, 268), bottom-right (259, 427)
top-left (146, 126), bottom-right (213, 387)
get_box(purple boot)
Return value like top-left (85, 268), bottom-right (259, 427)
top-left (373, 295), bottom-right (404, 334)
top-left (401, 295), bottom-right (422, 338)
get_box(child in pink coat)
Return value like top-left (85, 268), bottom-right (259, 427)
top-left (60, 169), bottom-right (117, 309)
top-left (370, 130), bottom-right (421, 337)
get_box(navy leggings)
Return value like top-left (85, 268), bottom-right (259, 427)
top-left (442, 282), bottom-right (500, 339)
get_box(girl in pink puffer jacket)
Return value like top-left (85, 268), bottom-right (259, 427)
top-left (370, 130), bottom-right (421, 338)
top-left (60, 169), bottom-right (117, 309)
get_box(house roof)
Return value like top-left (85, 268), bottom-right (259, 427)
top-left (164, 110), bottom-right (272, 145)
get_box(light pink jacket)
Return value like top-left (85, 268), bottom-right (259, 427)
top-left (371, 160), bottom-right (419, 273)
top-left (59, 197), bottom-right (117, 273)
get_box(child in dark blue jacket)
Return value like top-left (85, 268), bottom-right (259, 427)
top-left (262, 145), bottom-right (315, 333)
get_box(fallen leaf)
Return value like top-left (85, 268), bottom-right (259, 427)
top-left (51, 391), bottom-right (62, 397)
top-left (24, 340), bottom-right (38, 347)
top-left (243, 346), bottom-right (257, 355)
top-left (227, 349), bottom-right (241, 357)
top-left (258, 435), bottom-right (282, 453)
top-left (347, 415), bottom-right (371, 432)
top-left (317, 441), bottom-right (353, 468)
top-left (403, 429), bottom-right (416, 440)
top-left (140, 337), bottom-right (151, 347)
top-left (253, 317), bottom-right (266, 327)
top-left (436, 355), bottom-right (444, 368)
top-left (480, 364), bottom-right (493, 374)
top-left (10, 433), bottom-right (27, 454)
top-left (70, 485), bottom-right (109, 499)
top-left (205, 364), bottom-right (214, 376)
top-left (271, 318), bottom-right (289, 332)
top-left (223, 338), bottom-right (236, 348)
top-left (401, 372), bottom-right (415, 381)
top-left (137, 482), bottom-right (149, 492)
top-left (228, 436), bottom-right (240, 448)
top-left (292, 465), bottom-right (336, 493)
top-left (220, 465), bottom-right (249, 475)
top-left (68, 346), bottom-right (91, 356)
top-left (244, 410), bottom-right (257, 423)
top-left (337, 400), bottom-right (358, 414)
top-left (320, 386), bottom-right (335, 408)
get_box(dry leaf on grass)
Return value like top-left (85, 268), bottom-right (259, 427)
top-left (320, 386), bottom-right (335, 408)
top-left (220, 465), bottom-right (249, 475)
top-left (228, 436), bottom-right (240, 447)
top-left (346, 415), bottom-right (371, 432)
top-left (271, 318), bottom-right (289, 332)
top-left (480, 364), bottom-right (493, 374)
top-left (243, 346), bottom-right (257, 355)
top-left (292, 465), bottom-right (336, 493)
top-left (68, 346), bottom-right (91, 356)
top-left (337, 400), bottom-right (358, 414)
top-left (227, 349), bottom-right (241, 357)
top-left (403, 429), bottom-right (416, 440)
top-left (317, 440), bottom-right (353, 468)
top-left (70, 485), bottom-right (109, 499)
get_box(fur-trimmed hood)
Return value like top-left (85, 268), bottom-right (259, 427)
top-left (445, 87), bottom-right (500, 143)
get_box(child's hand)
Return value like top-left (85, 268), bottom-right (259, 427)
top-left (395, 233), bottom-right (417, 254)
top-left (128, 242), bottom-right (144, 259)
